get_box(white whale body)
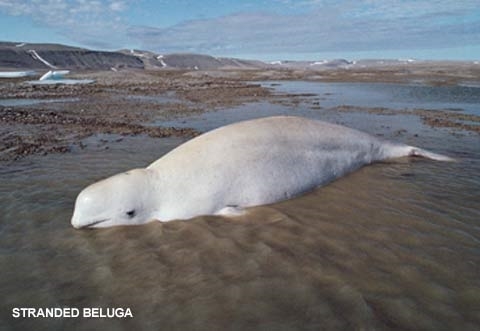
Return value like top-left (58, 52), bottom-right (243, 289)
top-left (71, 116), bottom-right (453, 229)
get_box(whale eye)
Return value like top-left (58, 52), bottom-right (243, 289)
top-left (126, 210), bottom-right (136, 218)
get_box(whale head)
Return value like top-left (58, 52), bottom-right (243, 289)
top-left (71, 169), bottom-right (157, 229)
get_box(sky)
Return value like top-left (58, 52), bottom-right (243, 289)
top-left (0, 0), bottom-right (479, 61)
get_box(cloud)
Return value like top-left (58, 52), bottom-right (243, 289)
top-left (109, 1), bottom-right (127, 12)
top-left (0, 0), bottom-right (479, 57)
top-left (129, 1), bottom-right (480, 57)
top-left (0, 0), bottom-right (131, 48)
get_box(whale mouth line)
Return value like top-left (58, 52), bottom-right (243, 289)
top-left (83, 219), bottom-right (109, 229)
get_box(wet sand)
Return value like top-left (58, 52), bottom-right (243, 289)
top-left (1, 66), bottom-right (480, 331)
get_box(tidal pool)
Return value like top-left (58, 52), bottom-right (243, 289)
top-left (264, 81), bottom-right (480, 115)
top-left (0, 98), bottom-right (79, 107)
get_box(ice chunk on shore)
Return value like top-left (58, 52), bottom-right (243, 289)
top-left (39, 70), bottom-right (70, 81)
top-left (0, 71), bottom-right (36, 78)
top-left (28, 79), bottom-right (94, 85)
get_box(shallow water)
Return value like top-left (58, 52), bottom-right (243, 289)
top-left (125, 92), bottom-right (192, 105)
top-left (266, 81), bottom-right (480, 115)
top-left (1, 82), bottom-right (480, 331)
top-left (0, 98), bottom-right (79, 107)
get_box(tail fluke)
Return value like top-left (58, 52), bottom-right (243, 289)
top-left (408, 147), bottom-right (455, 162)
top-left (380, 142), bottom-right (455, 162)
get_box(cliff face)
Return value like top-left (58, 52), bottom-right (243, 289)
top-left (0, 42), bottom-right (144, 70)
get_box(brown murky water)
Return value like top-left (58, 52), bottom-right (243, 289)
top-left (1, 92), bottom-right (480, 330)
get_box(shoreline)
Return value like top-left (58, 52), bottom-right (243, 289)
top-left (1, 67), bottom-right (479, 161)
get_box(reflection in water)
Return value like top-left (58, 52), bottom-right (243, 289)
top-left (1, 100), bottom-right (480, 330)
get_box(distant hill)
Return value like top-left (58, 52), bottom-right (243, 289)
top-left (0, 42), bottom-right (144, 70)
top-left (0, 42), bottom-right (267, 71)
top-left (120, 50), bottom-right (267, 70)
top-left (4, 41), bottom-right (463, 73)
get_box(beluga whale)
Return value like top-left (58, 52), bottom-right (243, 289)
top-left (71, 116), bottom-right (453, 229)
